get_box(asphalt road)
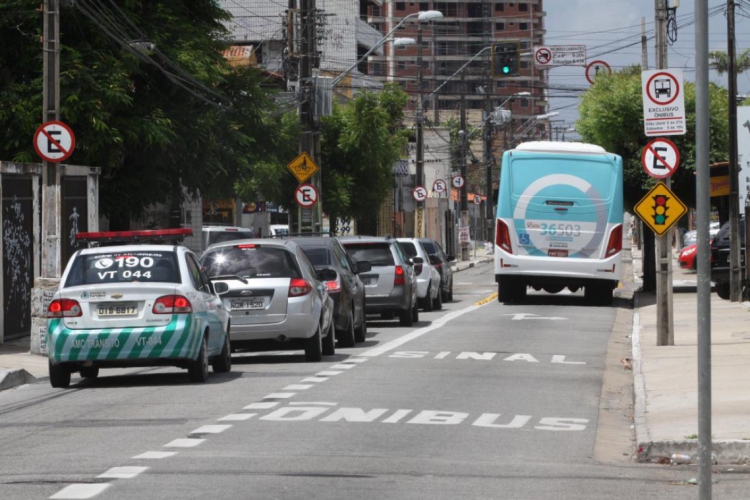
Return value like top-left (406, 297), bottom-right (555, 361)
top-left (2, 261), bottom-right (749, 499)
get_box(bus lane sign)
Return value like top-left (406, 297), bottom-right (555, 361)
top-left (641, 68), bottom-right (686, 136)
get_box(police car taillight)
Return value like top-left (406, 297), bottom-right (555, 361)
top-left (153, 295), bottom-right (193, 314)
top-left (48, 299), bottom-right (82, 318)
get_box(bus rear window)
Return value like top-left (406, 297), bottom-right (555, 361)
top-left (510, 158), bottom-right (615, 200)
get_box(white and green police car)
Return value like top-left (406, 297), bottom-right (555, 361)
top-left (47, 229), bottom-right (231, 388)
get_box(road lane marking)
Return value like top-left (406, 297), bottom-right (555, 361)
top-left (50, 484), bottom-right (110, 499)
top-left (190, 425), bottom-right (232, 435)
top-left (316, 370), bottom-right (342, 376)
top-left (244, 402), bottom-right (279, 410)
top-left (97, 466), bottom-right (148, 479)
top-left (341, 358), bottom-right (367, 363)
top-left (302, 377), bottom-right (328, 383)
top-left (475, 293), bottom-right (498, 305)
top-left (132, 451), bottom-right (177, 459)
top-left (361, 304), bottom-right (482, 357)
top-left (264, 392), bottom-right (296, 399)
top-left (283, 384), bottom-right (313, 390)
top-left (330, 364), bottom-right (355, 369)
top-left (164, 438), bottom-right (205, 448)
top-left (289, 401), bottom-right (337, 406)
top-left (218, 413), bottom-right (256, 421)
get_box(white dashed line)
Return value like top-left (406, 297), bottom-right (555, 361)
top-left (164, 438), bottom-right (205, 448)
top-left (244, 402), bottom-right (279, 410)
top-left (50, 484), bottom-right (110, 499)
top-left (190, 425), bottom-right (232, 435)
top-left (302, 377), bottom-right (328, 383)
top-left (283, 384), bottom-right (313, 390)
top-left (330, 364), bottom-right (355, 369)
top-left (264, 392), bottom-right (296, 399)
top-left (98, 466), bottom-right (148, 479)
top-left (289, 401), bottom-right (337, 406)
top-left (218, 413), bottom-right (257, 421)
top-left (132, 451), bottom-right (177, 460)
top-left (342, 358), bottom-right (368, 363)
top-left (316, 371), bottom-right (342, 376)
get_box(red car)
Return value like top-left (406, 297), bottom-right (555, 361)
top-left (678, 244), bottom-right (697, 270)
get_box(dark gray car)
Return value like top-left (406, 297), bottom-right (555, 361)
top-left (418, 238), bottom-right (455, 302)
top-left (339, 236), bottom-right (421, 327)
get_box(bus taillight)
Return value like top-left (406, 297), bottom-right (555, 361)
top-left (605, 225), bottom-right (623, 257)
top-left (496, 219), bottom-right (513, 254)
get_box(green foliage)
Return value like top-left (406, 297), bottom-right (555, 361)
top-left (0, 0), bottom-right (286, 227)
top-left (576, 65), bottom-right (728, 210)
top-left (709, 49), bottom-right (750, 75)
top-left (319, 83), bottom-right (409, 222)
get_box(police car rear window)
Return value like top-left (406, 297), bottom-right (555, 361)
top-left (64, 251), bottom-right (181, 287)
top-left (342, 243), bottom-right (395, 266)
top-left (201, 247), bottom-right (301, 279)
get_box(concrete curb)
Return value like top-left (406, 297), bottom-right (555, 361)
top-left (0, 368), bottom-right (37, 392)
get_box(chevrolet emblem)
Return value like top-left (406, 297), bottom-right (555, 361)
top-left (111, 293), bottom-right (123, 299)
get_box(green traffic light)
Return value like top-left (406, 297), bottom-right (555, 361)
top-left (502, 66), bottom-right (511, 74)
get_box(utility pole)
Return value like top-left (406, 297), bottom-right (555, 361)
top-left (42, 0), bottom-right (61, 278)
top-left (641, 17), bottom-right (649, 70)
top-left (298, 0), bottom-right (320, 233)
top-left (459, 71), bottom-right (469, 261)
top-left (482, 0), bottom-right (493, 244)
top-left (415, 20), bottom-right (425, 237)
top-left (655, 0), bottom-right (674, 346)
top-left (727, 0), bottom-right (742, 301)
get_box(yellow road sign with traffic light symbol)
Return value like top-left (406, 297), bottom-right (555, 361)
top-left (634, 182), bottom-right (687, 236)
top-left (287, 152), bottom-right (319, 183)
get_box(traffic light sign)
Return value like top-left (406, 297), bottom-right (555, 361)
top-left (634, 182), bottom-right (687, 236)
top-left (492, 42), bottom-right (520, 78)
top-left (652, 194), bottom-right (669, 225)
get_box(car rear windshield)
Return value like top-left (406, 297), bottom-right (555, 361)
top-left (299, 246), bottom-right (331, 267)
top-left (420, 240), bottom-right (438, 256)
top-left (201, 246), bottom-right (301, 279)
top-left (343, 243), bottom-right (395, 266)
top-left (206, 230), bottom-right (255, 247)
top-left (64, 251), bottom-right (181, 287)
top-left (399, 242), bottom-right (418, 257)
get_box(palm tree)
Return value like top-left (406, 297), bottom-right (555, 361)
top-left (709, 48), bottom-right (750, 75)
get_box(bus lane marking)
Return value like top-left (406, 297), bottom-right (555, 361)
top-left (388, 351), bottom-right (586, 365)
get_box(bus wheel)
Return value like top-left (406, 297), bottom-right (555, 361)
top-left (542, 285), bottom-right (564, 294)
top-left (498, 280), bottom-right (513, 303)
top-left (568, 286), bottom-right (580, 293)
top-left (511, 282), bottom-right (527, 303)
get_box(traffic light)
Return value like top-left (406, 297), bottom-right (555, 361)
top-left (492, 42), bottom-right (520, 78)
top-left (652, 194), bottom-right (669, 225)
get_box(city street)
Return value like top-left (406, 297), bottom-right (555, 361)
top-left (3, 262), bottom-right (750, 499)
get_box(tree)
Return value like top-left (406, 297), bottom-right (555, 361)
top-left (0, 0), bottom-right (286, 228)
top-left (576, 65), bottom-right (729, 211)
top-left (709, 49), bottom-right (750, 75)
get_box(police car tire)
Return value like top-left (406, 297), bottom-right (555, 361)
top-left (339, 311), bottom-right (356, 348)
top-left (212, 334), bottom-right (232, 374)
top-left (433, 286), bottom-right (443, 310)
top-left (322, 321), bottom-right (336, 356)
top-left (49, 361), bottom-right (71, 389)
top-left (188, 335), bottom-right (209, 383)
top-left (79, 367), bottom-right (99, 379)
top-left (305, 325), bottom-right (323, 362)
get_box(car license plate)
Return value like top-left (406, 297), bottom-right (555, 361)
top-left (229, 299), bottom-right (265, 310)
top-left (98, 303), bottom-right (137, 316)
top-left (548, 249), bottom-right (569, 257)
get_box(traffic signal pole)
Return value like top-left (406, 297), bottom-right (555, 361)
top-left (655, 0), bottom-right (674, 346)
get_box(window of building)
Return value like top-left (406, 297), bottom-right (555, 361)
top-left (396, 2), bottom-right (406, 11)
top-left (495, 2), bottom-right (504, 11)
top-left (520, 60), bottom-right (529, 69)
top-left (434, 2), bottom-right (457, 16)
top-left (519, 2), bottom-right (528, 11)
top-left (521, 81), bottom-right (529, 88)
top-left (397, 61), bottom-right (407, 70)
top-left (520, 41), bottom-right (529, 49)
top-left (495, 22), bottom-right (505, 30)
top-left (419, 2), bottom-right (429, 10)
top-left (422, 41), bottom-right (429, 49)
top-left (520, 98), bottom-right (529, 108)
top-left (371, 5), bottom-right (381, 16)
top-left (520, 23), bottom-right (528, 30)
top-left (497, 81), bottom-right (506, 88)
top-left (422, 60), bottom-right (429, 69)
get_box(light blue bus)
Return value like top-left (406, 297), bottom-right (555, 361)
top-left (494, 142), bottom-right (624, 305)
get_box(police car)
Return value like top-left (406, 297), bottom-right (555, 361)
top-left (46, 229), bottom-right (231, 388)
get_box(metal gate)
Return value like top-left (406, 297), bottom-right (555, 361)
top-left (2, 177), bottom-right (35, 340)
top-left (61, 176), bottom-right (89, 267)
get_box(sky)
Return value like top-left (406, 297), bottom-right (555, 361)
top-left (543, 0), bottom-right (750, 135)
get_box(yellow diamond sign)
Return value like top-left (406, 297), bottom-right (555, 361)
top-left (287, 152), bottom-right (319, 183)
top-left (634, 182), bottom-right (687, 236)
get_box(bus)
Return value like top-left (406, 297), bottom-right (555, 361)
top-left (494, 141), bottom-right (624, 305)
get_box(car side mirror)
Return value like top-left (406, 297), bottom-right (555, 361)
top-left (213, 282), bottom-right (229, 295)
top-left (317, 268), bottom-right (338, 282)
top-left (354, 260), bottom-right (372, 274)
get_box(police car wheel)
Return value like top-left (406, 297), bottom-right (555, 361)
top-left (188, 335), bottom-right (209, 383)
top-left (305, 325), bottom-right (323, 362)
top-left (80, 367), bottom-right (99, 379)
top-left (212, 334), bottom-right (232, 374)
top-left (49, 360), bottom-right (71, 389)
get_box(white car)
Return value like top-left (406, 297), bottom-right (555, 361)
top-left (47, 231), bottom-right (231, 389)
top-left (397, 238), bottom-right (442, 312)
top-left (200, 238), bottom-right (335, 361)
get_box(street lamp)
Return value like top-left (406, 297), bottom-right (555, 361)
top-left (512, 112), bottom-right (559, 145)
top-left (331, 10), bottom-right (442, 87)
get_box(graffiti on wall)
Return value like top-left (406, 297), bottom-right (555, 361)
top-left (3, 196), bottom-right (32, 331)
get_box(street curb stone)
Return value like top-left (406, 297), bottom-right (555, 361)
top-left (0, 368), bottom-right (37, 392)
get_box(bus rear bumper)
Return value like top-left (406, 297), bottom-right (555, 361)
top-left (493, 250), bottom-right (622, 287)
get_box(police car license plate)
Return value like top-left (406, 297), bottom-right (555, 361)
top-left (230, 299), bottom-right (265, 310)
top-left (98, 303), bottom-right (137, 316)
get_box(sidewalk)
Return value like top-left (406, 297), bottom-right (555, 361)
top-left (0, 253), bottom-right (495, 393)
top-left (631, 243), bottom-right (750, 463)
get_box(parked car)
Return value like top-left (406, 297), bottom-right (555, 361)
top-left (291, 236), bottom-right (371, 346)
top-left (678, 244), bottom-right (697, 271)
top-left (397, 238), bottom-right (442, 311)
top-left (682, 222), bottom-right (720, 248)
top-left (200, 238), bottom-right (335, 361)
top-left (339, 236), bottom-right (420, 326)
top-left (202, 226), bottom-right (255, 250)
top-left (418, 238), bottom-right (454, 302)
top-left (710, 219), bottom-right (746, 300)
top-left (47, 232), bottom-right (231, 388)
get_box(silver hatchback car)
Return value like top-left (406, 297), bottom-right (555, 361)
top-left (200, 239), bottom-right (335, 361)
top-left (339, 236), bottom-right (420, 327)
top-left (397, 238), bottom-right (442, 312)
